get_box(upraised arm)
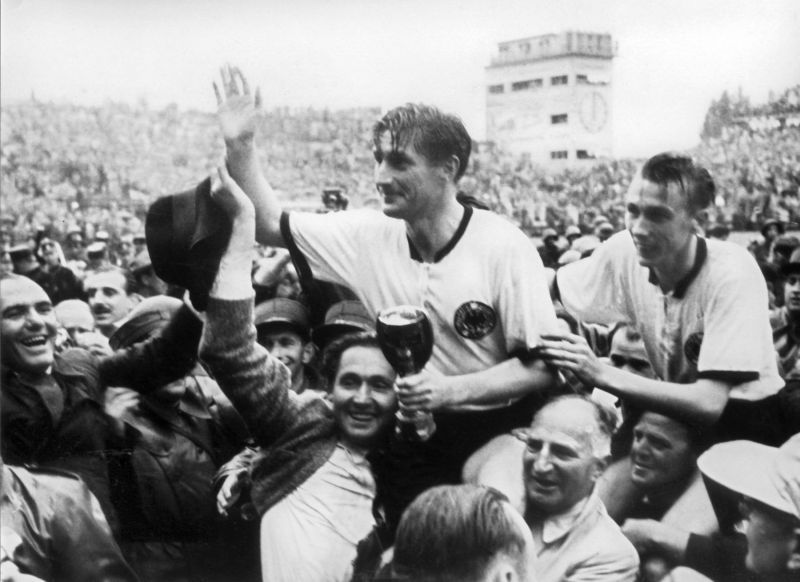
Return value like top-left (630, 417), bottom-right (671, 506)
top-left (197, 165), bottom-right (298, 447)
top-left (214, 65), bottom-right (284, 247)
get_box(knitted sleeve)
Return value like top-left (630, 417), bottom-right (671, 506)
top-left (199, 296), bottom-right (297, 447)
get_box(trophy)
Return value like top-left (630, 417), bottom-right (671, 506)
top-left (376, 305), bottom-right (436, 441)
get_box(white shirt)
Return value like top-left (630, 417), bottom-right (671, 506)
top-left (285, 207), bottom-right (559, 409)
top-left (259, 444), bottom-right (376, 582)
top-left (557, 232), bottom-right (782, 400)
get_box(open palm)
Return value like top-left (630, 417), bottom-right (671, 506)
top-left (214, 65), bottom-right (262, 144)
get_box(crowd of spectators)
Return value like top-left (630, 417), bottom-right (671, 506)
top-left (2, 86), bottom-right (798, 253)
top-left (2, 81), bottom-right (800, 582)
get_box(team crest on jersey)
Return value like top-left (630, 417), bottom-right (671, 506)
top-left (684, 332), bottom-right (704, 365)
top-left (454, 301), bottom-right (496, 339)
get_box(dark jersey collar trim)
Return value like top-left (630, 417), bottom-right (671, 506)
top-left (647, 236), bottom-right (708, 299)
top-left (407, 204), bottom-right (474, 264)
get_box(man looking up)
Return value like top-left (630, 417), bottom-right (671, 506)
top-left (215, 66), bottom-right (558, 528)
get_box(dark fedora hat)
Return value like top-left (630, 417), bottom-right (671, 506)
top-left (145, 178), bottom-right (232, 311)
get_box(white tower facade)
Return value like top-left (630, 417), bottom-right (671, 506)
top-left (485, 31), bottom-right (615, 167)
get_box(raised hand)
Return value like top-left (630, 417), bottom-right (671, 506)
top-left (213, 64), bottom-right (262, 146)
top-left (210, 165), bottom-right (255, 223)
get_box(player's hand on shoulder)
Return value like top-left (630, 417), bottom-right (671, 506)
top-left (539, 332), bottom-right (608, 387)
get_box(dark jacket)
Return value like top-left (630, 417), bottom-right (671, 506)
top-left (107, 372), bottom-right (253, 582)
top-left (1, 304), bottom-right (202, 530)
top-left (1, 464), bottom-right (138, 582)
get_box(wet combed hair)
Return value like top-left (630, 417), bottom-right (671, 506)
top-left (390, 485), bottom-right (528, 582)
top-left (640, 153), bottom-right (716, 214)
top-left (320, 331), bottom-right (382, 386)
top-left (372, 104), bottom-right (472, 182)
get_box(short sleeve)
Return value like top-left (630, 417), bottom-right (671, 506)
top-left (496, 233), bottom-right (560, 352)
top-left (283, 209), bottom-right (390, 289)
top-left (696, 256), bottom-right (770, 381)
top-left (556, 232), bottom-right (632, 325)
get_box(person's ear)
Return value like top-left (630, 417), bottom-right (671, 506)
top-left (442, 155), bottom-right (461, 182)
top-left (592, 455), bottom-right (610, 481)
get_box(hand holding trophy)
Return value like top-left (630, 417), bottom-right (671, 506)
top-left (376, 305), bottom-right (437, 441)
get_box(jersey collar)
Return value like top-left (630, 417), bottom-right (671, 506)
top-left (407, 204), bottom-right (474, 263)
top-left (647, 235), bottom-right (708, 299)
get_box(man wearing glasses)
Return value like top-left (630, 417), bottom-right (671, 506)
top-left (513, 395), bottom-right (639, 582)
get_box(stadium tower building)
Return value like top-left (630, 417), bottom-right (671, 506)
top-left (485, 31), bottom-right (616, 167)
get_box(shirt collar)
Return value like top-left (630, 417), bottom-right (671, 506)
top-left (539, 492), bottom-right (594, 545)
top-left (407, 204), bottom-right (473, 263)
top-left (647, 236), bottom-right (708, 299)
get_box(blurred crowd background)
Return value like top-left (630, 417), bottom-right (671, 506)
top-left (2, 84), bottom-right (798, 253)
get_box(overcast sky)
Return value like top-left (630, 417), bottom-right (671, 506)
top-left (2, 0), bottom-right (798, 157)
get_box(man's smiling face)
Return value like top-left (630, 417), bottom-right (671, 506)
top-left (373, 131), bottom-right (449, 222)
top-left (1, 276), bottom-right (58, 375)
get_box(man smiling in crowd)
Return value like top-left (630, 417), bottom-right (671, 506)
top-left (198, 165), bottom-right (400, 582)
top-left (84, 266), bottom-right (139, 338)
top-left (514, 395), bottom-right (639, 581)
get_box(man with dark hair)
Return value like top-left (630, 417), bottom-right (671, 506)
top-left (199, 165), bottom-right (400, 581)
top-left (84, 265), bottom-right (139, 338)
top-left (514, 395), bottom-right (639, 581)
top-left (215, 65), bottom-right (558, 530)
top-left (0, 272), bottom-right (201, 536)
top-left (388, 484), bottom-right (533, 582)
top-left (548, 152), bottom-right (784, 445)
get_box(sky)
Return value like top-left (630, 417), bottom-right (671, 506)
top-left (1, 0), bottom-right (799, 157)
